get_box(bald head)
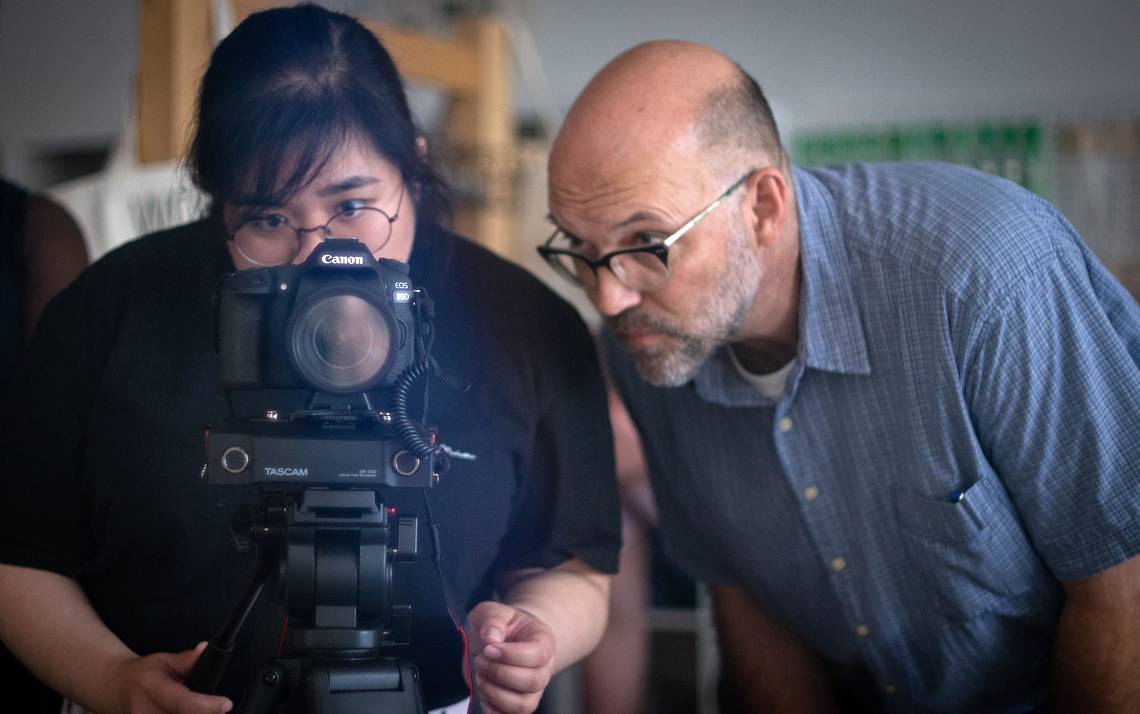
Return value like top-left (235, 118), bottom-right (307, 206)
top-left (551, 41), bottom-right (784, 188)
top-left (546, 42), bottom-right (798, 383)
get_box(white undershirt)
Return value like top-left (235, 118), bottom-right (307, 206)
top-left (728, 345), bottom-right (796, 401)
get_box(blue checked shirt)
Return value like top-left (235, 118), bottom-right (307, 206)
top-left (604, 162), bottom-right (1140, 713)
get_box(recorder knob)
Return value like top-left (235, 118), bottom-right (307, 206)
top-left (392, 450), bottom-right (420, 477)
top-left (220, 446), bottom-right (250, 474)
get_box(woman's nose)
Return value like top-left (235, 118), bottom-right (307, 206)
top-left (292, 228), bottom-right (329, 264)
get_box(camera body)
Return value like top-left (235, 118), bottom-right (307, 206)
top-left (217, 238), bottom-right (420, 394)
top-left (205, 239), bottom-right (439, 491)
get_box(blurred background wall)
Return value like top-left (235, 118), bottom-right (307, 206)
top-left (5, 0), bottom-right (1140, 183)
top-left (2, 0), bottom-right (1138, 294)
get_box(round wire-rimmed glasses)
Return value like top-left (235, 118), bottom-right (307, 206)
top-left (229, 184), bottom-right (405, 267)
top-left (537, 170), bottom-right (753, 291)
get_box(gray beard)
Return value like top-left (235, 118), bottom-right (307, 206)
top-left (611, 228), bottom-right (761, 387)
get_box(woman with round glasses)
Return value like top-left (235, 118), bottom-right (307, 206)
top-left (0, 5), bottom-right (619, 714)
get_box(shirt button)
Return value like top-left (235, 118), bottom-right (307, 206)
top-left (854, 624), bottom-right (870, 637)
top-left (778, 417), bottom-right (793, 433)
top-left (830, 557), bottom-right (847, 572)
top-left (803, 486), bottom-right (819, 501)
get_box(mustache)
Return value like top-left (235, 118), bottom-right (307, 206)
top-left (606, 310), bottom-right (685, 340)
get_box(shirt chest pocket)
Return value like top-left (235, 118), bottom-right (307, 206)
top-left (893, 472), bottom-right (1048, 620)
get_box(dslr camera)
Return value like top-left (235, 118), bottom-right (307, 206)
top-left (205, 238), bottom-right (439, 491)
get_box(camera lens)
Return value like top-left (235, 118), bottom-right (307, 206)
top-left (289, 292), bottom-right (394, 393)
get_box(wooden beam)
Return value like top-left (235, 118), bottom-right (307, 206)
top-left (137, 0), bottom-right (211, 163)
top-left (446, 18), bottom-right (516, 256)
top-left (366, 21), bottom-right (480, 94)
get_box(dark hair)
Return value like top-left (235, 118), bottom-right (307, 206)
top-left (188, 3), bottom-right (450, 227)
top-left (697, 64), bottom-right (787, 171)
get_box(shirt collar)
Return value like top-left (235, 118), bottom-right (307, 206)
top-left (690, 167), bottom-right (870, 408)
top-left (792, 166), bottom-right (871, 377)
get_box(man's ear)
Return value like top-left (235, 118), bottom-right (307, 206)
top-left (744, 166), bottom-right (789, 248)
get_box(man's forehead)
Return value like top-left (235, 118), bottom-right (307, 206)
top-left (552, 127), bottom-right (707, 199)
top-left (548, 163), bottom-right (710, 241)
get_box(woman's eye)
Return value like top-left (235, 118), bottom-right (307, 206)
top-left (336, 199), bottom-right (369, 218)
top-left (248, 213), bottom-right (288, 233)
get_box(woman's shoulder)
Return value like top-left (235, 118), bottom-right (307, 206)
top-left (91, 218), bottom-right (217, 274)
top-left (425, 229), bottom-right (584, 321)
top-left (40, 219), bottom-right (221, 332)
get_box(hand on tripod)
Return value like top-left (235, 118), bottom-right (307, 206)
top-left (468, 602), bottom-right (556, 714)
top-left (111, 641), bottom-right (234, 714)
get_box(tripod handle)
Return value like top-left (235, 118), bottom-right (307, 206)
top-left (185, 640), bottom-right (235, 694)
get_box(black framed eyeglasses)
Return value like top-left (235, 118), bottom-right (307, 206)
top-left (229, 184), bottom-right (405, 267)
top-left (538, 170), bottom-right (753, 292)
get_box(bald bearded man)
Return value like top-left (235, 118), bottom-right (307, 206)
top-left (541, 41), bottom-right (1140, 713)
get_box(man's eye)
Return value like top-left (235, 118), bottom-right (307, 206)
top-left (632, 232), bottom-right (667, 246)
top-left (552, 231), bottom-right (585, 250)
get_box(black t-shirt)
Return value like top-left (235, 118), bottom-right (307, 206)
top-left (0, 219), bottom-right (620, 709)
top-left (1, 177), bottom-right (28, 396)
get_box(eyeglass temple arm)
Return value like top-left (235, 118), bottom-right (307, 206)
top-left (662, 172), bottom-right (753, 247)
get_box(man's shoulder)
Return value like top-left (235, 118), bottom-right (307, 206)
top-left (802, 162), bottom-right (1076, 307)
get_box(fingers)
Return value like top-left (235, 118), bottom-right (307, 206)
top-left (167, 642), bottom-right (208, 676)
top-left (476, 673), bottom-right (543, 714)
top-left (467, 601), bottom-right (556, 714)
top-left (468, 601), bottom-right (514, 647)
top-left (475, 653), bottom-right (550, 695)
top-left (482, 638), bottom-right (553, 669)
top-left (137, 648), bottom-right (233, 714)
top-left (146, 672), bottom-right (233, 714)
top-left (160, 688), bottom-right (234, 714)
top-left (472, 626), bottom-right (553, 714)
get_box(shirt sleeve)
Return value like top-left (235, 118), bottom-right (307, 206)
top-left (492, 299), bottom-right (621, 576)
top-left (0, 257), bottom-right (125, 575)
top-left (600, 330), bottom-right (740, 586)
top-left (963, 229), bottom-right (1140, 582)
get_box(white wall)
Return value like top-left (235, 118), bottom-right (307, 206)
top-left (525, 0), bottom-right (1140, 131)
top-left (0, 0), bottom-right (135, 187)
top-left (2, 0), bottom-right (1139, 187)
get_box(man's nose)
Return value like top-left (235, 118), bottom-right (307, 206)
top-left (590, 268), bottom-right (642, 317)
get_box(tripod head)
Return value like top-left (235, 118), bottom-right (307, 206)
top-left (187, 485), bottom-right (428, 713)
top-left (279, 487), bottom-right (419, 653)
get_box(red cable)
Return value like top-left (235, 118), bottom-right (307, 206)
top-left (275, 616), bottom-right (289, 656)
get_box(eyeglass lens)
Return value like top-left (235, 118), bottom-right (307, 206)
top-left (548, 249), bottom-right (669, 291)
top-left (233, 208), bottom-right (395, 267)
